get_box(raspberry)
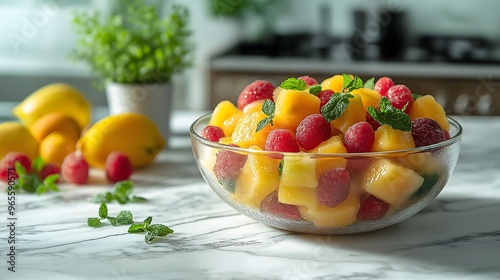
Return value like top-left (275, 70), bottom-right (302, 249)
top-left (298, 75), bottom-right (318, 87)
top-left (213, 146), bottom-right (247, 192)
top-left (343, 122), bottom-right (375, 153)
top-left (105, 152), bottom-right (133, 183)
top-left (0, 152), bottom-right (31, 181)
top-left (357, 195), bottom-right (389, 221)
top-left (365, 107), bottom-right (381, 131)
top-left (61, 152), bottom-right (89, 185)
top-left (38, 163), bottom-right (61, 181)
top-left (411, 118), bottom-right (446, 147)
top-left (386, 85), bottom-right (413, 113)
top-left (444, 130), bottom-right (450, 140)
top-left (260, 191), bottom-right (302, 220)
top-left (201, 125), bottom-right (225, 142)
top-left (317, 168), bottom-right (350, 207)
top-left (318, 89), bottom-right (334, 109)
top-left (374, 77), bottom-right (394, 96)
top-left (296, 114), bottom-right (331, 150)
top-left (264, 129), bottom-right (300, 153)
top-left (237, 80), bottom-right (275, 110)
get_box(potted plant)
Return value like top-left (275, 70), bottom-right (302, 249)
top-left (70, 0), bottom-right (193, 141)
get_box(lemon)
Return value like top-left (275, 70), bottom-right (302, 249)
top-left (39, 132), bottom-right (77, 165)
top-left (13, 83), bottom-right (91, 129)
top-left (0, 121), bottom-right (38, 160)
top-left (77, 113), bottom-right (165, 168)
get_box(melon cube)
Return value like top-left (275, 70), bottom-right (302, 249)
top-left (209, 100), bottom-right (240, 128)
top-left (313, 136), bottom-right (348, 175)
top-left (233, 147), bottom-right (281, 207)
top-left (278, 184), bottom-right (317, 208)
top-left (330, 94), bottom-right (366, 133)
top-left (281, 155), bottom-right (317, 188)
top-left (298, 191), bottom-right (360, 228)
top-left (274, 89), bottom-right (320, 132)
top-left (409, 95), bottom-right (450, 131)
top-left (362, 159), bottom-right (424, 206)
top-left (373, 125), bottom-right (415, 152)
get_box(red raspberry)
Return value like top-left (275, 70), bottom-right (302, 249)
top-left (61, 152), bottom-right (89, 185)
top-left (201, 125), bottom-right (225, 142)
top-left (298, 75), bottom-right (318, 87)
top-left (105, 152), bottom-right (133, 183)
top-left (237, 80), bottom-right (275, 110)
top-left (296, 114), bottom-right (331, 150)
top-left (386, 85), bottom-right (413, 113)
top-left (318, 89), bottom-right (334, 109)
top-left (357, 195), bottom-right (389, 221)
top-left (38, 163), bottom-right (61, 181)
top-left (317, 168), bottom-right (351, 207)
top-left (444, 130), bottom-right (450, 140)
top-left (374, 77), bottom-right (394, 96)
top-left (365, 107), bottom-right (381, 131)
top-left (0, 152), bottom-right (31, 181)
top-left (260, 191), bottom-right (302, 220)
top-left (265, 129), bottom-right (300, 153)
top-left (411, 118), bottom-right (446, 147)
top-left (213, 146), bottom-right (247, 192)
top-left (343, 122), bottom-right (375, 153)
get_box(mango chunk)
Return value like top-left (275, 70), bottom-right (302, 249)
top-left (313, 135), bottom-right (348, 175)
top-left (409, 95), bottom-right (450, 131)
top-left (221, 111), bottom-right (242, 136)
top-left (274, 89), bottom-right (320, 132)
top-left (330, 94), bottom-right (365, 133)
top-left (351, 88), bottom-right (382, 111)
top-left (209, 100), bottom-right (240, 128)
top-left (321, 74), bottom-right (344, 92)
top-left (278, 185), bottom-right (317, 208)
top-left (231, 111), bottom-right (272, 149)
top-left (299, 191), bottom-right (360, 228)
top-left (373, 125), bottom-right (415, 152)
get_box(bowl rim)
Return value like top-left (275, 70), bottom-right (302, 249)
top-left (190, 113), bottom-right (463, 158)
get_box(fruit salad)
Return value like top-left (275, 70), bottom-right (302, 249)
top-left (196, 74), bottom-right (457, 231)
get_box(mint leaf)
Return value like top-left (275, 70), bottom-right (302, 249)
top-left (278, 160), bottom-right (284, 176)
top-left (98, 203), bottom-right (108, 219)
top-left (412, 93), bottom-right (422, 101)
top-left (367, 97), bottom-right (412, 131)
top-left (15, 161), bottom-right (27, 176)
top-left (43, 174), bottom-right (59, 186)
top-left (321, 93), bottom-right (354, 122)
top-left (128, 223), bottom-right (146, 233)
top-left (91, 192), bottom-right (114, 203)
top-left (91, 180), bottom-right (146, 204)
top-left (342, 74), bottom-right (352, 91)
top-left (147, 224), bottom-right (174, 237)
top-left (36, 184), bottom-right (48, 195)
top-left (31, 157), bottom-right (44, 173)
top-left (143, 216), bottom-right (153, 227)
top-left (129, 196), bottom-right (148, 203)
top-left (309, 84), bottom-right (322, 96)
top-left (114, 180), bottom-right (134, 197)
top-left (87, 218), bottom-right (102, 227)
top-left (364, 77), bottom-right (375, 89)
top-left (256, 116), bottom-right (273, 132)
top-left (256, 99), bottom-right (275, 132)
top-left (280, 78), bottom-right (307, 91)
top-left (341, 74), bottom-right (364, 92)
top-left (116, 210), bottom-right (133, 225)
top-left (107, 217), bottom-right (118, 226)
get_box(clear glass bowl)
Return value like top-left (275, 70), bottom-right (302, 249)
top-left (190, 113), bottom-right (462, 234)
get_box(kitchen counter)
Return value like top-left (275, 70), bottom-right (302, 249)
top-left (1, 114), bottom-right (500, 280)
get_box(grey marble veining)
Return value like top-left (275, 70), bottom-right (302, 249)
top-left (1, 116), bottom-right (500, 280)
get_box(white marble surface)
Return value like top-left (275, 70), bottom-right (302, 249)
top-left (1, 115), bottom-right (500, 280)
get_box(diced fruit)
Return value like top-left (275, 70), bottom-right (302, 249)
top-left (274, 89), bottom-right (321, 132)
top-left (321, 74), bottom-right (344, 92)
top-left (317, 168), bottom-right (350, 207)
top-left (386, 85), bottom-right (413, 113)
top-left (318, 89), bottom-right (334, 109)
top-left (221, 111), bottom-right (242, 136)
top-left (201, 125), bottom-right (225, 142)
top-left (260, 191), bottom-right (302, 220)
top-left (105, 152), bottom-right (133, 183)
top-left (38, 163), bottom-right (61, 181)
top-left (237, 80), bottom-right (275, 110)
top-left (278, 184), bottom-right (317, 208)
top-left (362, 159), bottom-right (424, 205)
top-left (209, 100), bottom-right (240, 128)
top-left (357, 195), bottom-right (389, 221)
top-left (373, 125), bottom-right (415, 152)
top-left (396, 152), bottom-right (445, 174)
top-left (232, 111), bottom-right (273, 149)
top-left (281, 155), bottom-right (317, 188)
top-left (0, 152), bottom-right (31, 181)
top-left (374, 77), bottom-right (394, 96)
top-left (314, 135), bottom-right (348, 175)
top-left (234, 148), bottom-right (280, 207)
top-left (411, 118), bottom-right (445, 147)
top-left (61, 152), bottom-right (89, 185)
top-left (409, 94), bottom-right (450, 131)
top-left (299, 191), bottom-right (360, 228)
top-left (298, 75), bottom-right (318, 87)
top-left (330, 94), bottom-right (365, 133)
top-left (343, 122), bottom-right (375, 153)
top-left (296, 114), bottom-right (331, 150)
top-left (351, 88), bottom-right (382, 111)
top-left (365, 107), bottom-right (381, 131)
top-left (213, 147), bottom-right (247, 192)
top-left (243, 99), bottom-right (266, 114)
top-left (264, 129), bottom-right (300, 153)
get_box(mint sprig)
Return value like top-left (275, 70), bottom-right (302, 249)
top-left (256, 99), bottom-right (275, 132)
top-left (321, 93), bottom-right (354, 122)
top-left (308, 84), bottom-right (322, 96)
top-left (363, 77), bottom-right (375, 90)
top-left (367, 97), bottom-right (412, 131)
top-left (128, 216), bottom-right (174, 244)
top-left (279, 77), bottom-right (307, 91)
top-left (90, 180), bottom-right (147, 204)
top-left (341, 74), bottom-right (364, 92)
top-left (87, 202), bottom-right (134, 227)
top-left (13, 158), bottom-right (59, 195)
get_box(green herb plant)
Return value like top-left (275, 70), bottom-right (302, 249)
top-left (71, 0), bottom-right (193, 85)
top-left (13, 157), bottom-right (59, 195)
top-left (91, 180), bottom-right (147, 204)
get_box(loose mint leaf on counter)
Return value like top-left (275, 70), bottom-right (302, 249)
top-left (308, 84), bottom-right (322, 96)
top-left (91, 192), bottom-right (114, 203)
top-left (256, 99), bottom-right (275, 132)
top-left (116, 210), bottom-right (134, 225)
top-left (99, 202), bottom-right (108, 219)
top-left (31, 156), bottom-right (44, 173)
top-left (368, 97), bottom-right (412, 131)
top-left (107, 217), bottom-right (118, 226)
top-left (143, 216), bottom-right (153, 227)
top-left (90, 180), bottom-right (147, 204)
top-left (280, 77), bottom-right (307, 91)
top-left (144, 224), bottom-right (174, 244)
top-left (128, 223), bottom-right (146, 233)
top-left (87, 218), bottom-right (102, 227)
top-left (363, 77), bottom-right (375, 90)
top-left (12, 161), bottom-right (59, 195)
top-left (321, 93), bottom-right (354, 122)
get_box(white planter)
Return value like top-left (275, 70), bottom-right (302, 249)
top-left (105, 82), bottom-right (172, 143)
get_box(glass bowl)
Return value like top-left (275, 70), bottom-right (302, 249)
top-left (190, 113), bottom-right (462, 234)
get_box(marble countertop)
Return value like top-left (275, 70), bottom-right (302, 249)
top-left (1, 115), bottom-right (500, 280)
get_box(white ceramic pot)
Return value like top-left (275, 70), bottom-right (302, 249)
top-left (105, 82), bottom-right (172, 143)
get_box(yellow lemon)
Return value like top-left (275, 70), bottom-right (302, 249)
top-left (39, 132), bottom-right (77, 165)
top-left (77, 113), bottom-right (165, 168)
top-left (0, 121), bottom-right (38, 160)
top-left (13, 83), bottom-right (91, 129)
top-left (29, 112), bottom-right (81, 143)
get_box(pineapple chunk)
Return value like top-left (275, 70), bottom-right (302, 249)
top-left (396, 152), bottom-right (445, 174)
top-left (330, 94), bottom-right (366, 133)
top-left (231, 111), bottom-right (272, 149)
top-left (351, 88), bottom-right (382, 111)
top-left (274, 89), bottom-right (321, 132)
top-left (373, 125), bottom-right (415, 152)
top-left (299, 191), bottom-right (360, 228)
top-left (278, 184), bottom-right (317, 208)
top-left (233, 146), bottom-right (280, 208)
top-left (362, 159), bottom-right (424, 206)
top-left (209, 100), bottom-right (240, 128)
top-left (313, 136), bottom-right (348, 175)
top-left (221, 111), bottom-right (242, 136)
top-left (409, 95), bottom-right (450, 131)
top-left (281, 154), bottom-right (317, 188)
top-left (321, 74), bottom-right (345, 92)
